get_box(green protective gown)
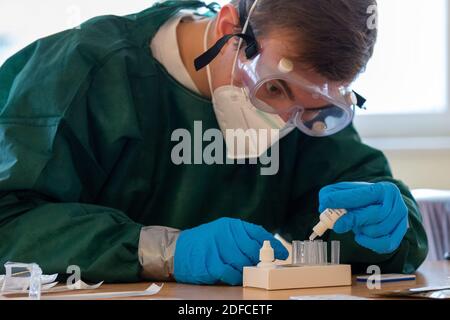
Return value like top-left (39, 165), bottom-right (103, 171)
top-left (0, 0), bottom-right (428, 282)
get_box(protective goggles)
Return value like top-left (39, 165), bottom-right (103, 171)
top-left (195, 0), bottom-right (367, 137)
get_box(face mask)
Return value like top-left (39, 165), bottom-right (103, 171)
top-left (204, 20), bottom-right (295, 160)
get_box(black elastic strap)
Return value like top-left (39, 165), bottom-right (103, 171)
top-left (239, 0), bottom-right (247, 27)
top-left (194, 0), bottom-right (260, 71)
top-left (194, 33), bottom-right (257, 71)
top-left (353, 91), bottom-right (367, 109)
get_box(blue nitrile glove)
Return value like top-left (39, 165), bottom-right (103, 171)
top-left (173, 217), bottom-right (289, 285)
top-left (319, 182), bottom-right (409, 254)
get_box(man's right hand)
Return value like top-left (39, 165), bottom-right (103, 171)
top-left (173, 217), bottom-right (288, 285)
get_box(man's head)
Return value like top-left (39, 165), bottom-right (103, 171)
top-left (206, 0), bottom-right (378, 102)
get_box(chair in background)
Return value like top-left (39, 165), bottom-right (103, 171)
top-left (412, 189), bottom-right (450, 261)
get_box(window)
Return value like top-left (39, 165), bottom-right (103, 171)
top-left (0, 0), bottom-right (160, 65)
top-left (353, 0), bottom-right (450, 140)
top-left (1, 0), bottom-right (448, 138)
top-left (0, 0), bottom-right (227, 65)
top-left (356, 0), bottom-right (447, 115)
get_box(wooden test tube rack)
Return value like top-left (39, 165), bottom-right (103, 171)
top-left (243, 264), bottom-right (352, 291)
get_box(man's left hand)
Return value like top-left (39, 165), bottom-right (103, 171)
top-left (319, 182), bottom-right (409, 254)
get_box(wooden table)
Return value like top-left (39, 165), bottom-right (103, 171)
top-left (33, 261), bottom-right (450, 300)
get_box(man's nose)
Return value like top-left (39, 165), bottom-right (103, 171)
top-left (279, 109), bottom-right (299, 123)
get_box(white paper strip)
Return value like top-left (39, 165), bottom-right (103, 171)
top-left (42, 282), bottom-right (59, 291)
top-left (65, 280), bottom-right (104, 290)
top-left (42, 284), bottom-right (163, 300)
top-left (1, 280), bottom-right (104, 296)
top-left (41, 274), bottom-right (58, 285)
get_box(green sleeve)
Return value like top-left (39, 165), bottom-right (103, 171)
top-left (284, 126), bottom-right (429, 274)
top-left (0, 18), bottom-right (146, 283)
top-left (0, 193), bottom-right (143, 282)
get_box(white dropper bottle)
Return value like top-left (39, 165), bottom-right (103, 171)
top-left (257, 241), bottom-right (276, 269)
top-left (309, 209), bottom-right (348, 241)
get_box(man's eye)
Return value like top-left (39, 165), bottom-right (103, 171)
top-left (265, 82), bottom-right (283, 97)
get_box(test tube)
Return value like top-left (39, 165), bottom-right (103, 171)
top-left (300, 241), bottom-right (306, 264)
top-left (292, 241), bottom-right (305, 265)
top-left (322, 242), bottom-right (328, 265)
top-left (304, 241), bottom-right (311, 265)
top-left (311, 241), bottom-right (317, 265)
top-left (316, 240), bottom-right (324, 265)
top-left (292, 241), bottom-right (300, 264)
top-left (311, 241), bottom-right (318, 265)
top-left (331, 241), bottom-right (341, 265)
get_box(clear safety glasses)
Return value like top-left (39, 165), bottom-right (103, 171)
top-left (235, 49), bottom-right (360, 137)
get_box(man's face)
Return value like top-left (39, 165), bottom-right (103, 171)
top-left (209, 32), bottom-right (339, 122)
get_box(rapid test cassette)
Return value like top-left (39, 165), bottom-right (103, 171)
top-left (243, 240), bottom-right (352, 291)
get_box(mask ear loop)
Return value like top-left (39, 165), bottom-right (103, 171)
top-left (204, 20), bottom-right (215, 99)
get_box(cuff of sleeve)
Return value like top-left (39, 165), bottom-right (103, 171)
top-left (138, 226), bottom-right (180, 281)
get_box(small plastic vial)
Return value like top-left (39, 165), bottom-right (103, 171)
top-left (322, 242), bottom-right (328, 265)
top-left (257, 241), bottom-right (276, 269)
top-left (29, 264), bottom-right (42, 300)
top-left (292, 241), bottom-right (306, 265)
top-left (331, 241), bottom-right (341, 265)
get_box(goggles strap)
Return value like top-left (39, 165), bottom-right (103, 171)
top-left (194, 0), bottom-right (260, 72)
top-left (353, 91), bottom-right (367, 109)
top-left (239, 0), bottom-right (257, 45)
top-left (194, 33), bottom-right (257, 71)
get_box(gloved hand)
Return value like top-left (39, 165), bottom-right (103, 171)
top-left (319, 182), bottom-right (409, 254)
top-left (173, 217), bottom-right (289, 285)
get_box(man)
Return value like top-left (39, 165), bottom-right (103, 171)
top-left (0, 0), bottom-right (427, 285)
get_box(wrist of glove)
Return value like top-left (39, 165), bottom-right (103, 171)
top-left (319, 181), bottom-right (409, 254)
top-left (173, 217), bottom-right (289, 286)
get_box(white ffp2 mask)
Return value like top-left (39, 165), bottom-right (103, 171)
top-left (211, 85), bottom-right (294, 159)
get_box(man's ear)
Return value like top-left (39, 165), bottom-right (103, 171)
top-left (213, 4), bottom-right (240, 40)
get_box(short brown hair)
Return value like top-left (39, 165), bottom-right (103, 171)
top-left (230, 0), bottom-right (378, 82)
